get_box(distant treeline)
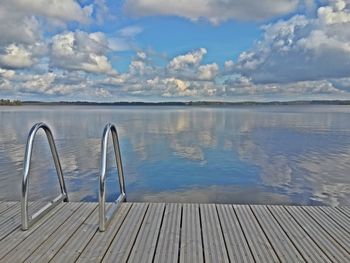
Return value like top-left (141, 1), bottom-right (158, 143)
top-left (0, 99), bottom-right (22, 106)
top-left (3, 99), bottom-right (350, 106)
top-left (20, 100), bottom-right (350, 106)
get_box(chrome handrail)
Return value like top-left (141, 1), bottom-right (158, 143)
top-left (99, 123), bottom-right (126, 232)
top-left (21, 122), bottom-right (68, 230)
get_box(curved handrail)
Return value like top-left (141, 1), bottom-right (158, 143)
top-left (21, 122), bottom-right (68, 230)
top-left (99, 123), bottom-right (126, 231)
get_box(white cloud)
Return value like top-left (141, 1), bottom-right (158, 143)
top-left (0, 44), bottom-right (35, 69)
top-left (0, 0), bottom-right (96, 75)
top-left (3, 0), bottom-right (350, 101)
top-left (0, 16), bottom-right (41, 46)
top-left (198, 63), bottom-right (219, 80)
top-left (50, 31), bottom-right (116, 75)
top-left (223, 76), bottom-right (343, 96)
top-left (224, 60), bottom-right (234, 71)
top-left (3, 0), bottom-right (93, 24)
top-left (0, 0), bottom-right (94, 47)
top-left (0, 68), bottom-right (16, 79)
top-left (318, 0), bottom-right (350, 24)
top-left (168, 48), bottom-right (207, 71)
top-left (228, 1), bottom-right (350, 84)
top-left (124, 0), bottom-right (301, 24)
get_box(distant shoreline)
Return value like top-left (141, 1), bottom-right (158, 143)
top-left (2, 100), bottom-right (350, 106)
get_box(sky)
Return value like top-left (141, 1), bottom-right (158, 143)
top-left (0, 0), bottom-right (350, 102)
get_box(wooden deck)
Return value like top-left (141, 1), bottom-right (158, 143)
top-left (0, 201), bottom-right (349, 262)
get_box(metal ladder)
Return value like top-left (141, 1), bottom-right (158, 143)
top-left (99, 123), bottom-right (126, 232)
top-left (21, 122), bottom-right (126, 232)
top-left (21, 122), bottom-right (68, 230)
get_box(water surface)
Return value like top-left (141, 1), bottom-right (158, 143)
top-left (1, 105), bottom-right (349, 206)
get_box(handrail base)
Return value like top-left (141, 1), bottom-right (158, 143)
top-left (99, 193), bottom-right (126, 232)
top-left (21, 193), bottom-right (68, 231)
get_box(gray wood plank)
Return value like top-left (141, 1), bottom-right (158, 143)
top-left (179, 204), bottom-right (204, 263)
top-left (153, 203), bottom-right (181, 263)
top-left (24, 203), bottom-right (97, 263)
top-left (76, 203), bottom-right (133, 263)
top-left (1, 203), bottom-right (82, 262)
top-left (128, 203), bottom-right (165, 263)
top-left (50, 204), bottom-right (110, 263)
top-left (337, 207), bottom-right (350, 218)
top-left (234, 205), bottom-right (279, 263)
top-left (200, 204), bottom-right (229, 263)
top-left (268, 205), bottom-right (331, 263)
top-left (0, 203), bottom-right (65, 259)
top-left (0, 203), bottom-right (20, 225)
top-left (0, 202), bottom-right (348, 263)
top-left (0, 201), bottom-right (46, 241)
top-left (320, 206), bottom-right (350, 234)
top-left (285, 206), bottom-right (350, 262)
top-left (302, 206), bottom-right (350, 253)
top-left (216, 204), bottom-right (254, 263)
top-left (250, 205), bottom-right (305, 262)
top-left (102, 203), bottom-right (149, 263)
top-left (0, 202), bottom-right (16, 215)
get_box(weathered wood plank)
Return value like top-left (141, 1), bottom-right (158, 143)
top-left (0, 203), bottom-right (65, 259)
top-left (320, 206), bottom-right (350, 234)
top-left (285, 206), bottom-right (350, 262)
top-left (128, 203), bottom-right (165, 263)
top-left (234, 205), bottom-right (279, 262)
top-left (24, 203), bottom-right (97, 263)
top-left (102, 203), bottom-right (149, 263)
top-left (337, 207), bottom-right (350, 218)
top-left (216, 204), bottom-right (254, 263)
top-left (50, 204), bottom-right (110, 263)
top-left (302, 206), bottom-right (350, 253)
top-left (251, 205), bottom-right (305, 262)
top-left (1, 203), bottom-right (81, 262)
top-left (0, 203), bottom-right (20, 225)
top-left (268, 205), bottom-right (331, 263)
top-left (76, 203), bottom-right (133, 263)
top-left (0, 201), bottom-right (46, 241)
top-left (0, 202), bottom-right (348, 263)
top-left (200, 204), bottom-right (229, 263)
top-left (179, 204), bottom-right (204, 263)
top-left (153, 203), bottom-right (181, 263)
top-left (0, 202), bottom-right (16, 215)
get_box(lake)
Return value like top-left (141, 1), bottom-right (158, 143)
top-left (0, 105), bottom-right (349, 206)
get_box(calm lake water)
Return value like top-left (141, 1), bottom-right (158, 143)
top-left (0, 105), bottom-right (350, 206)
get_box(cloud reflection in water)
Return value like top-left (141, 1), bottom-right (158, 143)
top-left (0, 105), bottom-right (349, 206)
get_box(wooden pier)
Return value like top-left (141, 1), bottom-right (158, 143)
top-left (0, 201), bottom-right (349, 262)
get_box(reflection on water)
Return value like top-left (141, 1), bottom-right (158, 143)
top-left (0, 105), bottom-right (350, 206)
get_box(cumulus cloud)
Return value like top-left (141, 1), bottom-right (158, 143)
top-left (0, 0), bottom-right (93, 47)
top-left (0, 68), bottom-right (16, 79)
top-left (0, 44), bottom-right (35, 69)
top-left (168, 48), bottom-right (207, 71)
top-left (198, 63), bottom-right (219, 80)
top-left (0, 0), bottom-right (97, 77)
top-left (167, 48), bottom-right (219, 82)
top-left (2, 0), bottom-right (93, 24)
top-left (318, 0), bottom-right (350, 24)
top-left (99, 48), bottom-right (220, 98)
top-left (2, 0), bottom-right (350, 101)
top-left (228, 0), bottom-right (350, 84)
top-left (223, 76), bottom-right (343, 96)
top-left (50, 31), bottom-right (116, 75)
top-left (124, 0), bottom-right (301, 24)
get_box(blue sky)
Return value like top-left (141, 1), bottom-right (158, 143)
top-left (0, 0), bottom-right (350, 101)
